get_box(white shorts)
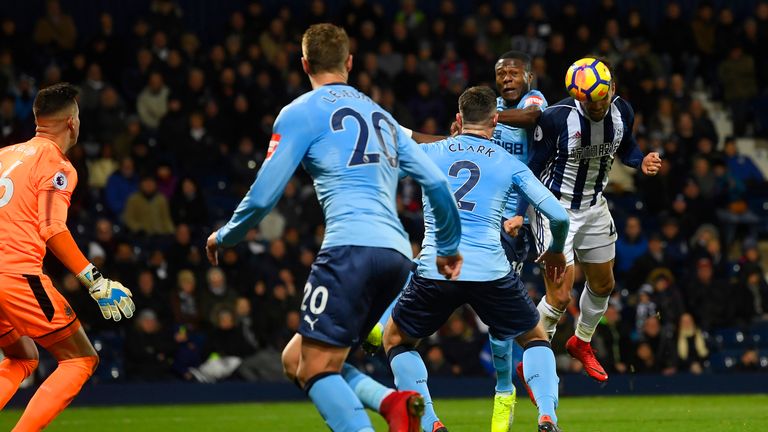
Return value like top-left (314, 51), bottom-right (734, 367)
top-left (528, 197), bottom-right (617, 266)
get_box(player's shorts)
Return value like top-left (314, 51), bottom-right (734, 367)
top-left (0, 273), bottom-right (81, 348)
top-left (500, 223), bottom-right (533, 275)
top-left (299, 246), bottom-right (414, 347)
top-left (528, 197), bottom-right (617, 265)
top-left (393, 272), bottom-right (539, 341)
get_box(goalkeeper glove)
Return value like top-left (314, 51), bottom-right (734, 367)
top-left (76, 264), bottom-right (136, 321)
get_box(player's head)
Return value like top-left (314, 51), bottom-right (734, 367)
top-left (580, 57), bottom-right (616, 122)
top-left (33, 82), bottom-right (80, 147)
top-left (301, 24), bottom-right (352, 83)
top-left (457, 86), bottom-right (498, 132)
top-left (495, 50), bottom-right (532, 105)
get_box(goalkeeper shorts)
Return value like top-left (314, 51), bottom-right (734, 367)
top-left (0, 273), bottom-right (80, 348)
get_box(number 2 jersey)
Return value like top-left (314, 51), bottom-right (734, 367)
top-left (417, 134), bottom-right (568, 282)
top-left (0, 137), bottom-right (78, 274)
top-left (216, 83), bottom-right (461, 259)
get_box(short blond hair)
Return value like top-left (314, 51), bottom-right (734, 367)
top-left (302, 23), bottom-right (349, 74)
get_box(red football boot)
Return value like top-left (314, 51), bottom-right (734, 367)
top-left (379, 390), bottom-right (425, 432)
top-left (431, 420), bottom-right (448, 432)
top-left (516, 362), bottom-right (537, 406)
top-left (565, 335), bottom-right (608, 382)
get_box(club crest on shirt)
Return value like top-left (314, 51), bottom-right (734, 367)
top-left (266, 134), bottom-right (281, 160)
top-left (52, 171), bottom-right (68, 190)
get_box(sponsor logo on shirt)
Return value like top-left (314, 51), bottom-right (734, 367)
top-left (266, 134), bottom-right (281, 161)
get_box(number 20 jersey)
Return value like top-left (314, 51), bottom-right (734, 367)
top-left (216, 83), bottom-right (460, 259)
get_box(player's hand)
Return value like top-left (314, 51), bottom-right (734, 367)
top-left (641, 152), bottom-right (662, 176)
top-left (503, 216), bottom-right (524, 237)
top-left (437, 253), bottom-right (463, 280)
top-left (206, 231), bottom-right (219, 266)
top-left (535, 250), bottom-right (566, 284)
top-left (449, 121), bottom-right (460, 136)
top-left (77, 264), bottom-right (135, 321)
top-left (91, 279), bottom-right (135, 321)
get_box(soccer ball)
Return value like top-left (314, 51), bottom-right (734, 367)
top-left (565, 58), bottom-right (612, 102)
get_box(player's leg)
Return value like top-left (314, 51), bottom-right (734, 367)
top-left (565, 248), bottom-right (615, 382)
top-left (566, 202), bottom-right (617, 382)
top-left (282, 333), bottom-right (407, 424)
top-left (296, 338), bottom-right (374, 432)
top-left (13, 325), bottom-right (98, 431)
top-left (528, 207), bottom-right (575, 340)
top-left (0, 334), bottom-right (39, 409)
top-left (385, 276), bottom-right (461, 432)
top-left (516, 326), bottom-right (559, 430)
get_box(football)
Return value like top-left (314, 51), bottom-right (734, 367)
top-left (565, 57), bottom-right (612, 102)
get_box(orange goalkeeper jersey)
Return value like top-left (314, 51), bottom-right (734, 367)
top-left (0, 137), bottom-right (78, 274)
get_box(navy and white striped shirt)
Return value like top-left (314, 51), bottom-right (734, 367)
top-left (524, 96), bottom-right (644, 211)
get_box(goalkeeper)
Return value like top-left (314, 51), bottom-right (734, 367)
top-left (0, 83), bottom-right (134, 431)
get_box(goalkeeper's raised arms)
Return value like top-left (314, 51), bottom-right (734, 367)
top-left (77, 264), bottom-right (136, 321)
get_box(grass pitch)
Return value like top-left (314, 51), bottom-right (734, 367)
top-left (1, 394), bottom-right (766, 431)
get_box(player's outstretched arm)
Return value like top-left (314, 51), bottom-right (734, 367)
top-left (47, 232), bottom-right (135, 321)
top-left (397, 131), bottom-right (463, 279)
top-left (497, 105), bottom-right (542, 129)
top-left (400, 126), bottom-right (445, 144)
top-left (207, 106), bottom-right (314, 265)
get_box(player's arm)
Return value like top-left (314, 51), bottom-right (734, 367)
top-left (400, 126), bottom-right (445, 144)
top-left (497, 92), bottom-right (547, 129)
top-left (38, 167), bottom-right (134, 321)
top-left (208, 106), bottom-right (313, 263)
top-left (510, 166), bottom-right (569, 281)
top-left (616, 99), bottom-right (661, 175)
top-left (397, 131), bottom-right (463, 279)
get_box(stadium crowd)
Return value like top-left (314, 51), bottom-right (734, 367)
top-left (1, 0), bottom-right (767, 383)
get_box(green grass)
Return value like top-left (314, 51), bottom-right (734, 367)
top-left (1, 394), bottom-right (767, 431)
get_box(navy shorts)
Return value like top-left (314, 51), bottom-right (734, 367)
top-left (393, 272), bottom-right (539, 341)
top-left (500, 223), bottom-right (534, 274)
top-left (299, 246), bottom-right (414, 347)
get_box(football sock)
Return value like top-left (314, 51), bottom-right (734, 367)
top-left (341, 363), bottom-right (393, 412)
top-left (489, 335), bottom-right (514, 393)
top-left (389, 348), bottom-right (439, 432)
top-left (13, 356), bottom-right (97, 432)
top-left (575, 283), bottom-right (610, 342)
top-left (523, 341), bottom-right (558, 424)
top-left (306, 373), bottom-right (373, 432)
top-left (537, 298), bottom-right (565, 340)
top-left (0, 358), bottom-right (38, 409)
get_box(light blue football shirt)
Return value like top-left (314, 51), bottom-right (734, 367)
top-left (491, 90), bottom-right (548, 219)
top-left (217, 83), bottom-right (461, 259)
top-left (417, 134), bottom-right (568, 282)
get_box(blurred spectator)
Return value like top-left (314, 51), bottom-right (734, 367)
top-left (137, 71), bottom-right (169, 130)
top-left (440, 312), bottom-right (484, 376)
top-left (723, 138), bottom-right (764, 187)
top-left (87, 144), bottom-right (118, 189)
top-left (615, 216), bottom-right (647, 279)
top-left (686, 257), bottom-right (733, 330)
top-left (675, 313), bottom-right (709, 374)
top-left (105, 157), bottom-right (138, 217)
top-left (0, 95), bottom-right (24, 147)
top-left (125, 309), bottom-right (175, 381)
top-left (200, 268), bottom-right (237, 326)
top-left (123, 176), bottom-right (175, 236)
top-left (718, 45), bottom-right (758, 135)
top-left (171, 270), bottom-right (203, 331)
top-left (33, 0), bottom-right (77, 52)
top-left (592, 305), bottom-right (632, 374)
